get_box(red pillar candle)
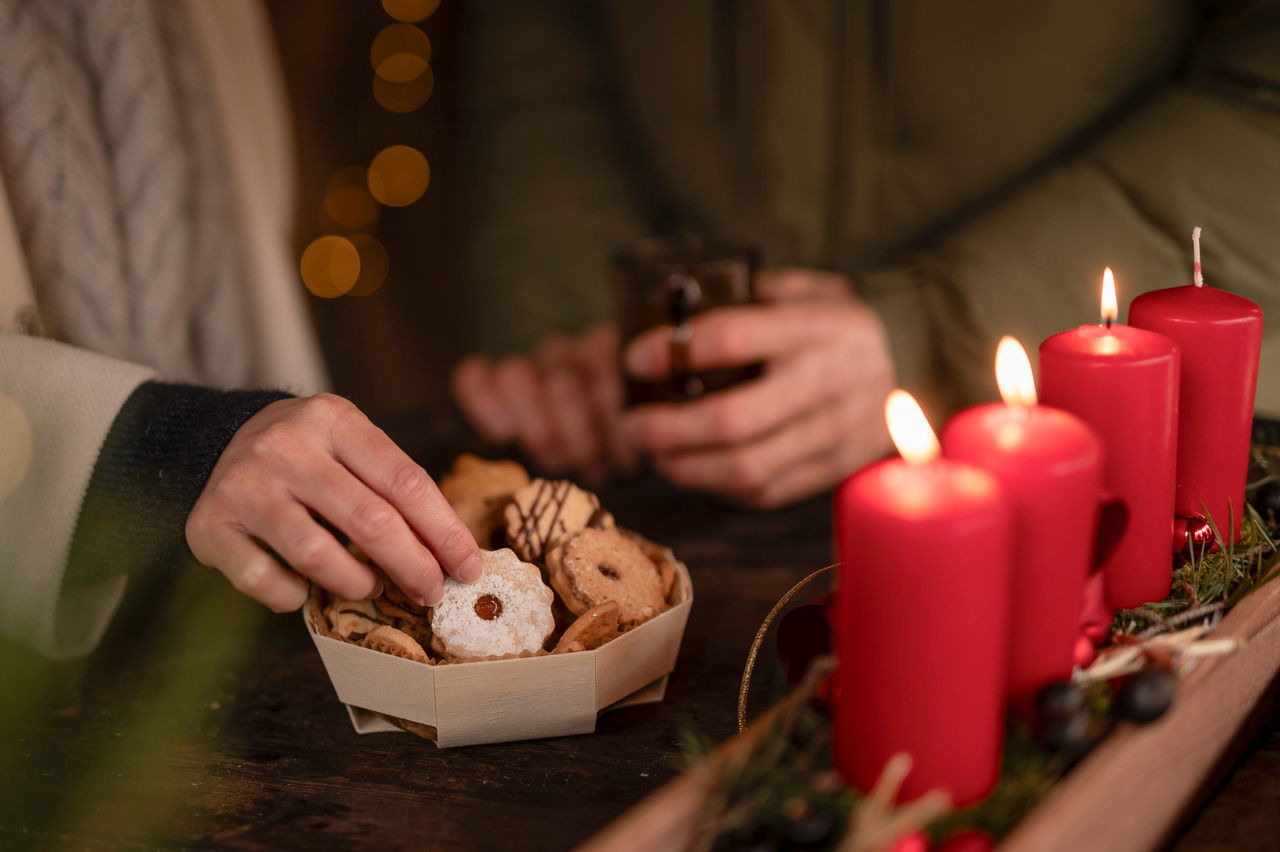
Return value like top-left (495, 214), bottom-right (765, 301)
top-left (942, 337), bottom-right (1104, 704)
top-left (1039, 269), bottom-right (1180, 610)
top-left (834, 391), bottom-right (1012, 806)
top-left (1129, 228), bottom-right (1264, 542)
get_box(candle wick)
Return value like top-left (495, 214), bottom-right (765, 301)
top-left (1105, 316), bottom-right (1112, 330)
top-left (1192, 226), bottom-right (1205, 288)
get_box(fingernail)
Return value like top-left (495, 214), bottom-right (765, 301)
top-left (459, 554), bottom-right (482, 583)
top-left (416, 581), bottom-right (444, 609)
top-left (370, 581), bottom-right (384, 599)
top-left (624, 339), bottom-right (655, 377)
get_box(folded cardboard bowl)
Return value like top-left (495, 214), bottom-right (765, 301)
top-left (303, 559), bottom-right (693, 748)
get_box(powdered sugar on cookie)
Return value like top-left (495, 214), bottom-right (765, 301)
top-left (430, 548), bottom-right (555, 662)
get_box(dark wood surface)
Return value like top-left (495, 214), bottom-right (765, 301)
top-left (2, 424), bottom-right (1278, 852)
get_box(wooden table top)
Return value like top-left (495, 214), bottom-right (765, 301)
top-left (2, 426), bottom-right (1278, 851)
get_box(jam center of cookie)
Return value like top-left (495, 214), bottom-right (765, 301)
top-left (474, 594), bottom-right (504, 620)
top-left (598, 564), bottom-right (620, 580)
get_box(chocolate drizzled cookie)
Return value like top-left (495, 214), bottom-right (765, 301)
top-left (503, 478), bottom-right (613, 563)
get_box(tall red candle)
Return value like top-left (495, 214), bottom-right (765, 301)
top-left (1039, 269), bottom-right (1180, 610)
top-left (834, 391), bottom-right (1012, 806)
top-left (942, 338), bottom-right (1104, 704)
top-left (1129, 228), bottom-right (1263, 542)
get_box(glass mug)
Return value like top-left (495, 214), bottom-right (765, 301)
top-left (613, 235), bottom-right (764, 407)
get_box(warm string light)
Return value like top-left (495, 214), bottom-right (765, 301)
top-left (371, 23), bottom-right (431, 83)
top-left (321, 166), bottom-right (380, 233)
top-left (382, 0), bottom-right (440, 23)
top-left (301, 235), bottom-right (361, 299)
top-left (300, 3), bottom-right (438, 299)
top-left (367, 145), bottom-right (430, 207)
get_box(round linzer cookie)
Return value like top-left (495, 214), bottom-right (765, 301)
top-left (553, 601), bottom-right (623, 654)
top-left (618, 528), bottom-right (682, 602)
top-left (361, 624), bottom-right (432, 664)
top-left (503, 478), bottom-right (612, 563)
top-left (325, 597), bottom-right (393, 642)
top-left (429, 548), bottom-right (555, 662)
top-left (439, 454), bottom-right (530, 547)
top-left (548, 528), bottom-right (667, 624)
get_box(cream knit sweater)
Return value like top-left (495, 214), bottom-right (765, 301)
top-left (0, 0), bottom-right (327, 658)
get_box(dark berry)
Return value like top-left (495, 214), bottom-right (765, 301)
top-left (714, 824), bottom-right (775, 852)
top-left (777, 601), bottom-right (832, 685)
top-left (1256, 481), bottom-right (1280, 521)
top-left (1034, 710), bottom-right (1093, 755)
top-left (1117, 669), bottom-right (1176, 724)
top-left (783, 805), bottom-right (835, 847)
top-left (1035, 681), bottom-right (1086, 719)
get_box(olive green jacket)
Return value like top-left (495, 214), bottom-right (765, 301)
top-left (461, 0), bottom-right (1280, 417)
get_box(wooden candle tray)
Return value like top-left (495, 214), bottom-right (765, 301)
top-left (577, 565), bottom-right (1280, 852)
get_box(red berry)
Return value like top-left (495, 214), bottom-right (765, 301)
top-left (938, 830), bottom-right (995, 852)
top-left (888, 831), bottom-right (930, 852)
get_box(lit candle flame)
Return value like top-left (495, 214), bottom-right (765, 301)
top-left (884, 390), bottom-right (940, 464)
top-left (1101, 267), bottom-right (1118, 329)
top-left (995, 335), bottom-right (1037, 407)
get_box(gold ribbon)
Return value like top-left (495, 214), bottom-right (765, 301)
top-left (737, 563), bottom-right (839, 733)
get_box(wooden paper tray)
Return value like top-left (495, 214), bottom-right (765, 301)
top-left (577, 572), bottom-right (1280, 852)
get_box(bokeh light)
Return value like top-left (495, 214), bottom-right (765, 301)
top-left (347, 234), bottom-right (390, 297)
top-left (367, 145), bottom-right (430, 207)
top-left (300, 235), bottom-right (361, 298)
top-left (321, 166), bottom-right (380, 233)
top-left (371, 24), bottom-right (431, 84)
top-left (0, 391), bottom-right (32, 501)
top-left (373, 64), bottom-right (434, 113)
top-left (382, 0), bottom-right (440, 23)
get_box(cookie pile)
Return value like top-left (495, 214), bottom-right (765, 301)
top-left (310, 455), bottom-right (681, 664)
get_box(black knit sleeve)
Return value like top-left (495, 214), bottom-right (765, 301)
top-left (63, 381), bottom-right (293, 592)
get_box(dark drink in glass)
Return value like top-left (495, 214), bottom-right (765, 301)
top-left (613, 235), bottom-right (763, 407)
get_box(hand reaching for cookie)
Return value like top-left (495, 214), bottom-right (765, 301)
top-left (619, 268), bottom-right (896, 507)
top-left (185, 394), bottom-right (482, 613)
top-left (450, 322), bottom-right (631, 481)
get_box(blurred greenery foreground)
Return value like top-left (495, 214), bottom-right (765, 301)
top-left (0, 552), bottom-right (280, 848)
top-left (689, 444), bottom-right (1280, 852)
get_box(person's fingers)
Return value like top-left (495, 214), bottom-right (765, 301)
top-left (451, 356), bottom-right (517, 444)
top-left (623, 346), bottom-right (855, 454)
top-left (755, 268), bottom-right (853, 302)
top-left (745, 431), bottom-right (889, 509)
top-left (532, 334), bottom-right (608, 472)
top-left (622, 300), bottom-right (861, 379)
top-left (292, 457), bottom-right (451, 604)
top-left (194, 528), bottom-right (310, 612)
top-left (245, 498), bottom-right (382, 602)
top-left (581, 326), bottom-right (635, 469)
top-left (318, 396), bottom-right (482, 591)
top-left (533, 332), bottom-right (579, 369)
top-left (651, 391), bottom-right (884, 498)
top-left (493, 357), bottom-right (566, 470)
top-left (540, 366), bottom-right (605, 474)
top-left (582, 322), bottom-right (621, 353)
